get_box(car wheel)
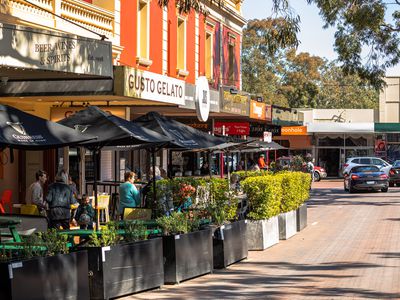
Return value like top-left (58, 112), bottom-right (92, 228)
top-left (314, 171), bottom-right (321, 182)
top-left (389, 182), bottom-right (395, 187)
top-left (382, 187), bottom-right (389, 192)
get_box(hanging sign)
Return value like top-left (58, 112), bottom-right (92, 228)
top-left (263, 131), bottom-right (272, 143)
top-left (249, 100), bottom-right (266, 120)
top-left (195, 76), bottom-right (210, 122)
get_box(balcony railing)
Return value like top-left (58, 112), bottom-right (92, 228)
top-left (7, 0), bottom-right (115, 40)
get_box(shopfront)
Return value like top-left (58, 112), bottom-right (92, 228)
top-left (0, 23), bottom-right (113, 201)
top-left (374, 123), bottom-right (400, 163)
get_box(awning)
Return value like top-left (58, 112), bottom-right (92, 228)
top-left (374, 123), bottom-right (400, 133)
top-left (306, 123), bottom-right (375, 133)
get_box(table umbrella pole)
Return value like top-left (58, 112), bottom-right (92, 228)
top-left (93, 148), bottom-right (99, 230)
top-left (152, 149), bottom-right (156, 213)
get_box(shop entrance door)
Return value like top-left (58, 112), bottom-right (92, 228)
top-left (318, 148), bottom-right (340, 177)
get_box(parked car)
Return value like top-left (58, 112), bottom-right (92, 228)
top-left (389, 160), bottom-right (400, 187)
top-left (343, 157), bottom-right (392, 176)
top-left (344, 165), bottom-right (389, 193)
top-left (276, 156), bottom-right (327, 181)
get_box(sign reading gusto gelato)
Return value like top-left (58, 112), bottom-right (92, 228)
top-left (116, 66), bottom-right (185, 105)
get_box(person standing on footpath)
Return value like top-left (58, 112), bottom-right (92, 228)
top-left (119, 172), bottom-right (140, 218)
top-left (46, 170), bottom-right (76, 229)
top-left (26, 170), bottom-right (48, 216)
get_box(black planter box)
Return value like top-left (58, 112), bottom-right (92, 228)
top-left (85, 238), bottom-right (164, 299)
top-left (296, 203), bottom-right (308, 231)
top-left (163, 229), bottom-right (213, 284)
top-left (213, 220), bottom-right (248, 269)
top-left (0, 251), bottom-right (89, 300)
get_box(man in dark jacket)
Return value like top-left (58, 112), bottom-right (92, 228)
top-left (46, 170), bottom-right (76, 229)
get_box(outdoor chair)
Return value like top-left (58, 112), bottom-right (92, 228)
top-left (20, 204), bottom-right (39, 216)
top-left (0, 189), bottom-right (12, 214)
top-left (123, 207), bottom-right (152, 221)
top-left (96, 194), bottom-right (110, 224)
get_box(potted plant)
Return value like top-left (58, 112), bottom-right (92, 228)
top-left (82, 221), bottom-right (164, 300)
top-left (242, 175), bottom-right (282, 250)
top-left (296, 172), bottom-right (311, 231)
top-left (0, 229), bottom-right (89, 300)
top-left (205, 178), bottom-right (248, 269)
top-left (157, 211), bottom-right (213, 284)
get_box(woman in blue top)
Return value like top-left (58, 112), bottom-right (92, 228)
top-left (119, 171), bottom-right (140, 217)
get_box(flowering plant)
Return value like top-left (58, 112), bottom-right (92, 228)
top-left (178, 183), bottom-right (196, 200)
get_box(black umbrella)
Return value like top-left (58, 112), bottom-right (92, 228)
top-left (133, 112), bottom-right (226, 149)
top-left (0, 104), bottom-right (95, 150)
top-left (58, 106), bottom-right (171, 228)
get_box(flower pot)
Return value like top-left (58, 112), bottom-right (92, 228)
top-left (85, 238), bottom-right (164, 299)
top-left (246, 217), bottom-right (279, 250)
top-left (163, 229), bottom-right (213, 284)
top-left (278, 210), bottom-right (297, 240)
top-left (0, 251), bottom-right (89, 300)
top-left (296, 203), bottom-right (307, 231)
top-left (213, 220), bottom-right (248, 269)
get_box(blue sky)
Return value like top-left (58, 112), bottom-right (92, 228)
top-left (242, 0), bottom-right (399, 76)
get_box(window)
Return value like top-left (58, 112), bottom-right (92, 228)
top-left (360, 158), bottom-right (371, 164)
top-left (205, 32), bottom-right (213, 79)
top-left (372, 158), bottom-right (383, 166)
top-left (177, 18), bottom-right (186, 71)
top-left (228, 43), bottom-right (235, 84)
top-left (137, 0), bottom-right (151, 65)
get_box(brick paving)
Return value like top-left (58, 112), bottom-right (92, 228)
top-left (124, 180), bottom-right (400, 299)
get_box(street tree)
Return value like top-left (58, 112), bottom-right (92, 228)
top-left (159, 0), bottom-right (400, 89)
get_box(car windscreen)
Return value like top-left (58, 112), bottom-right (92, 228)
top-left (352, 166), bottom-right (380, 173)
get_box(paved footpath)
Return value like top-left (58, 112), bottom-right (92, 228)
top-left (126, 180), bottom-right (400, 299)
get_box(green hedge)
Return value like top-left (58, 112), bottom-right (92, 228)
top-left (242, 175), bottom-right (282, 220)
top-left (233, 170), bottom-right (272, 181)
top-left (242, 171), bottom-right (311, 219)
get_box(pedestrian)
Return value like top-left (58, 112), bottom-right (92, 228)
top-left (26, 170), bottom-right (48, 216)
top-left (258, 154), bottom-right (267, 169)
top-left (73, 194), bottom-right (95, 230)
top-left (119, 171), bottom-right (140, 217)
top-left (46, 170), bottom-right (76, 230)
top-left (307, 157), bottom-right (315, 182)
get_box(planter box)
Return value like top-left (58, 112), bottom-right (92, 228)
top-left (296, 203), bottom-right (307, 231)
top-left (213, 220), bottom-right (248, 269)
top-left (0, 251), bottom-right (89, 300)
top-left (278, 210), bottom-right (297, 240)
top-left (86, 238), bottom-right (164, 299)
top-left (246, 217), bottom-right (279, 250)
top-left (163, 229), bottom-right (213, 284)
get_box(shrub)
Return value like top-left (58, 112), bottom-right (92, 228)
top-left (124, 221), bottom-right (148, 242)
top-left (156, 211), bottom-right (200, 235)
top-left (88, 222), bottom-right (121, 247)
top-left (233, 170), bottom-right (272, 181)
top-left (242, 175), bottom-right (283, 220)
top-left (279, 172), bottom-right (305, 212)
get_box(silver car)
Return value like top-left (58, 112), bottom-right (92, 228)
top-left (343, 157), bottom-right (392, 176)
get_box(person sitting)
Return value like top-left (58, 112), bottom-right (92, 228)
top-left (118, 172), bottom-right (140, 217)
top-left (26, 170), bottom-right (48, 216)
top-left (73, 194), bottom-right (95, 230)
top-left (200, 161), bottom-right (210, 175)
top-left (46, 170), bottom-right (76, 230)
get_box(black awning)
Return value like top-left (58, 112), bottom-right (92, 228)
top-left (133, 112), bottom-right (227, 149)
top-left (58, 106), bottom-right (171, 148)
top-left (0, 105), bottom-right (95, 150)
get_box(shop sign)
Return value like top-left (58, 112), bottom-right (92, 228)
top-left (195, 76), bottom-right (210, 122)
top-left (117, 67), bottom-right (185, 105)
top-left (50, 107), bottom-right (127, 122)
top-left (180, 83), bottom-right (220, 113)
top-left (281, 126), bottom-right (307, 136)
top-left (220, 87), bottom-right (249, 115)
top-left (263, 131), bottom-right (272, 142)
top-left (250, 124), bottom-right (281, 137)
top-left (0, 23), bottom-right (112, 77)
top-left (214, 122), bottom-right (250, 135)
top-left (249, 100), bottom-right (266, 120)
top-left (266, 104), bottom-right (272, 122)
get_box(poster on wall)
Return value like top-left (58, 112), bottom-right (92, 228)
top-left (375, 139), bottom-right (387, 158)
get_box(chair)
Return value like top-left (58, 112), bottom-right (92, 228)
top-left (0, 190), bottom-right (13, 214)
top-left (20, 204), bottom-right (39, 216)
top-left (96, 194), bottom-right (110, 224)
top-left (123, 207), bottom-right (152, 221)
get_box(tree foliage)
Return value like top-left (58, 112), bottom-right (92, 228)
top-left (159, 0), bottom-right (400, 89)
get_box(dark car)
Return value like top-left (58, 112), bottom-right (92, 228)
top-left (389, 160), bottom-right (400, 187)
top-left (344, 165), bottom-right (389, 193)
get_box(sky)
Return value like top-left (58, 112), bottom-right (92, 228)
top-left (242, 0), bottom-right (400, 76)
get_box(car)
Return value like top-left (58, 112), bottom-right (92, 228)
top-left (343, 157), bottom-right (392, 176)
top-left (389, 160), bottom-right (400, 187)
top-left (344, 165), bottom-right (389, 193)
top-left (276, 156), bottom-right (327, 181)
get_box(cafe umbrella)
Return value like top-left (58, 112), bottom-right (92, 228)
top-left (0, 104), bottom-right (95, 152)
top-left (58, 106), bottom-right (171, 227)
